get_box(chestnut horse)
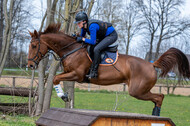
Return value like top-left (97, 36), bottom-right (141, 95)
top-left (28, 24), bottom-right (190, 116)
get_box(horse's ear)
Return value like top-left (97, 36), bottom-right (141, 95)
top-left (28, 30), bottom-right (33, 37)
top-left (34, 30), bottom-right (39, 38)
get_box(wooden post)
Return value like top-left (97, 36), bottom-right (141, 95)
top-left (167, 87), bottom-right (170, 95)
top-left (159, 86), bottom-right (161, 94)
top-left (29, 70), bottom-right (35, 116)
top-left (123, 84), bottom-right (126, 92)
top-left (63, 81), bottom-right (75, 109)
top-left (88, 83), bottom-right (91, 92)
top-left (12, 77), bottom-right (15, 88)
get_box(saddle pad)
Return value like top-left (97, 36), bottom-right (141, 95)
top-left (87, 51), bottom-right (118, 66)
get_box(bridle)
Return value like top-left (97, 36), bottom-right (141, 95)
top-left (28, 38), bottom-right (46, 65)
top-left (28, 37), bottom-right (84, 65)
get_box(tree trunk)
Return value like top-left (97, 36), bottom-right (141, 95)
top-left (63, 0), bottom-right (70, 33)
top-left (87, 0), bottom-right (94, 17)
top-left (0, 0), bottom-right (14, 76)
top-left (35, 61), bottom-right (45, 116)
top-left (0, 0), bottom-right (4, 53)
top-left (148, 32), bottom-right (155, 62)
top-left (68, 0), bottom-right (80, 34)
top-left (57, 1), bottom-right (63, 24)
top-left (29, 70), bottom-right (35, 116)
top-left (46, 0), bottom-right (52, 26)
top-left (64, 81), bottom-right (75, 108)
top-left (42, 59), bottom-right (59, 112)
top-left (42, 0), bottom-right (59, 113)
top-left (126, 25), bottom-right (131, 55)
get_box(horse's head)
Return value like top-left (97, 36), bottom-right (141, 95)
top-left (27, 30), bottom-right (48, 69)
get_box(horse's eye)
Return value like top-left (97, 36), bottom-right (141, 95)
top-left (32, 45), bottom-right (36, 49)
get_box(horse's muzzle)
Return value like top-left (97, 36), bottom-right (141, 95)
top-left (27, 62), bottom-right (38, 70)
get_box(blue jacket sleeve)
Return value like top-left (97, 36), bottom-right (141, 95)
top-left (84, 23), bottom-right (99, 45)
top-left (80, 28), bottom-right (86, 37)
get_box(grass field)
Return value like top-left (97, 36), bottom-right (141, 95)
top-left (0, 89), bottom-right (190, 126)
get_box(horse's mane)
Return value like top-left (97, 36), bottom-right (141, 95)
top-left (42, 23), bottom-right (61, 34)
top-left (40, 23), bottom-right (75, 40)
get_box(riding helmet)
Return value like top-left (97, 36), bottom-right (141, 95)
top-left (74, 12), bottom-right (88, 24)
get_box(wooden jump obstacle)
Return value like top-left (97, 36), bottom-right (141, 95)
top-left (36, 108), bottom-right (175, 126)
top-left (0, 87), bottom-right (37, 114)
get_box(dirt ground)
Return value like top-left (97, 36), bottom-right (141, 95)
top-left (0, 76), bottom-right (190, 96)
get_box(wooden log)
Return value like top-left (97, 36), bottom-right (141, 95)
top-left (0, 105), bottom-right (28, 114)
top-left (0, 103), bottom-right (28, 106)
top-left (0, 87), bottom-right (37, 97)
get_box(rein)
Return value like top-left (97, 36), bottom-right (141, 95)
top-left (28, 37), bottom-right (84, 64)
top-left (50, 43), bottom-right (84, 61)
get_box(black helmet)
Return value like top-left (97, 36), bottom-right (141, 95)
top-left (74, 12), bottom-right (88, 24)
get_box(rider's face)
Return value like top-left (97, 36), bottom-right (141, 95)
top-left (77, 21), bottom-right (86, 29)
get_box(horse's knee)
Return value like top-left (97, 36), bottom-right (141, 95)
top-left (53, 76), bottom-right (60, 84)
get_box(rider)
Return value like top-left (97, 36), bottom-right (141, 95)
top-left (75, 11), bottom-right (118, 79)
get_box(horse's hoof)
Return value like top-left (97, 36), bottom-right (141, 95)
top-left (152, 106), bottom-right (161, 116)
top-left (61, 93), bottom-right (69, 102)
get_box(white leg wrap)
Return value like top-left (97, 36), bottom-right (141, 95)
top-left (54, 84), bottom-right (64, 98)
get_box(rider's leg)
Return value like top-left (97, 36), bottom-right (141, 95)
top-left (87, 30), bottom-right (118, 78)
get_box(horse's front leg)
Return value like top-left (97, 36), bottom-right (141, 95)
top-left (53, 71), bottom-right (78, 102)
top-left (53, 71), bottom-right (78, 84)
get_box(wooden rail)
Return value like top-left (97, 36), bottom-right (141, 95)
top-left (154, 84), bottom-right (190, 94)
top-left (0, 87), bottom-right (37, 97)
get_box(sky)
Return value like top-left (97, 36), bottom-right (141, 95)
top-left (181, 0), bottom-right (190, 16)
top-left (31, 0), bottom-right (190, 28)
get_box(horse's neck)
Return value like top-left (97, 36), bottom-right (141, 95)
top-left (41, 34), bottom-right (80, 57)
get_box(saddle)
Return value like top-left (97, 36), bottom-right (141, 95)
top-left (87, 45), bottom-right (118, 65)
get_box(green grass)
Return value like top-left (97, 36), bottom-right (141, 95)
top-left (2, 69), bottom-right (38, 77)
top-left (0, 90), bottom-right (190, 126)
top-left (0, 115), bottom-right (38, 126)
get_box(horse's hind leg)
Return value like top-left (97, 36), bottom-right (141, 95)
top-left (133, 92), bottom-right (164, 116)
top-left (128, 81), bottom-right (164, 116)
top-left (150, 93), bottom-right (164, 116)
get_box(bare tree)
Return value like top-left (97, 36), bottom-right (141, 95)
top-left (135, 0), bottom-right (190, 61)
top-left (0, 1), bottom-right (4, 53)
top-left (35, 0), bottom-right (59, 115)
top-left (42, 0), bottom-right (59, 112)
top-left (122, 1), bottom-right (143, 55)
top-left (0, 0), bottom-right (32, 70)
top-left (154, 0), bottom-right (190, 60)
top-left (135, 0), bottom-right (160, 61)
top-left (0, 0), bottom-right (14, 76)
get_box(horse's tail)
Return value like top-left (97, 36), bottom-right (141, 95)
top-left (153, 47), bottom-right (190, 78)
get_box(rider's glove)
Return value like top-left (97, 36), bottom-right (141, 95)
top-left (71, 33), bottom-right (76, 37)
top-left (76, 37), bottom-right (83, 43)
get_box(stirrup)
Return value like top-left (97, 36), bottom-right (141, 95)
top-left (86, 70), bottom-right (98, 79)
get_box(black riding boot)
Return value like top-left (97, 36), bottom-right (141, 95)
top-left (86, 63), bottom-right (99, 79)
top-left (86, 53), bottom-right (100, 79)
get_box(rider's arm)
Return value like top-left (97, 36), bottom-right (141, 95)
top-left (84, 23), bottom-right (99, 45)
top-left (80, 28), bottom-right (86, 37)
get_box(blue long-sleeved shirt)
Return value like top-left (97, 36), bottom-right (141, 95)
top-left (80, 23), bottom-right (115, 45)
